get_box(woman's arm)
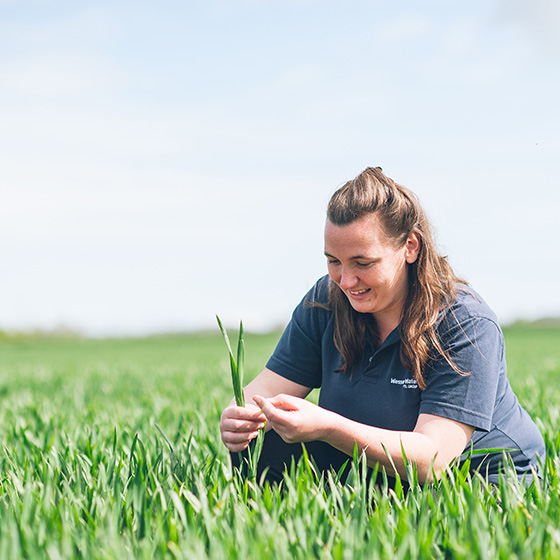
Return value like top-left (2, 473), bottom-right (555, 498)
top-left (253, 393), bottom-right (474, 484)
top-left (244, 368), bottom-right (312, 404)
top-left (219, 369), bottom-right (311, 453)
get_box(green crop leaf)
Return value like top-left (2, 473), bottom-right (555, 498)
top-left (216, 315), bottom-right (244, 407)
top-left (236, 321), bottom-right (245, 407)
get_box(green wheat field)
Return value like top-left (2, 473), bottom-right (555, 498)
top-left (0, 325), bottom-right (559, 559)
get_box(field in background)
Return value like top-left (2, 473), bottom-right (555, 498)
top-left (0, 326), bottom-right (558, 558)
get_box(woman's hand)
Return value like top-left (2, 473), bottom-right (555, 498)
top-left (219, 369), bottom-right (312, 453)
top-left (220, 403), bottom-right (267, 453)
top-left (253, 394), bottom-right (333, 444)
top-left (254, 394), bottom-right (474, 483)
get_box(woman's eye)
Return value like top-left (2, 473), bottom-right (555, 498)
top-left (356, 262), bottom-right (373, 268)
top-left (327, 259), bottom-right (340, 265)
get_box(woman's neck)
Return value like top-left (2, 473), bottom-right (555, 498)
top-left (374, 313), bottom-right (400, 346)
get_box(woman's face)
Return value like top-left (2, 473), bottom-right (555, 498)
top-left (324, 213), bottom-right (419, 328)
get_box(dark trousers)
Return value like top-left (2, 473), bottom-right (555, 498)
top-left (231, 429), bottom-right (407, 492)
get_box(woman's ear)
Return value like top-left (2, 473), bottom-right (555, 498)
top-left (405, 232), bottom-right (420, 264)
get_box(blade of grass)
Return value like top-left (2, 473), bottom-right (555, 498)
top-left (236, 321), bottom-right (245, 407)
top-left (249, 422), bottom-right (266, 481)
top-left (216, 315), bottom-right (244, 407)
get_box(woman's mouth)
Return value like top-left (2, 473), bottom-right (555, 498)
top-left (348, 288), bottom-right (370, 296)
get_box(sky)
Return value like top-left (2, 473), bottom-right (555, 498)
top-left (1, 0), bottom-right (559, 336)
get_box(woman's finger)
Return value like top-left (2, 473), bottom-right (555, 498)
top-left (222, 429), bottom-right (260, 445)
top-left (266, 393), bottom-right (301, 410)
top-left (253, 395), bottom-right (277, 418)
top-left (224, 405), bottom-right (267, 422)
top-left (253, 395), bottom-right (296, 426)
top-left (223, 418), bottom-right (266, 432)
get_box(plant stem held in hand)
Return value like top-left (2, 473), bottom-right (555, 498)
top-left (216, 315), bottom-right (245, 407)
top-left (216, 315), bottom-right (265, 480)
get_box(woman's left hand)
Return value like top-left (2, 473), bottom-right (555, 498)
top-left (253, 394), bottom-right (333, 444)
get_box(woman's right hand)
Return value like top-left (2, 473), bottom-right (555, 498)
top-left (219, 368), bottom-right (311, 452)
top-left (219, 403), bottom-right (267, 453)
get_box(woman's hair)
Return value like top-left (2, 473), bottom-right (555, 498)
top-left (326, 166), bottom-right (466, 389)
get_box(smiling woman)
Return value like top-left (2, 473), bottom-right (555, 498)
top-left (219, 167), bottom-right (545, 488)
top-left (324, 212), bottom-right (419, 339)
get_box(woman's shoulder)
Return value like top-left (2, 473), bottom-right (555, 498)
top-left (304, 274), bottom-right (332, 306)
top-left (290, 275), bottom-right (333, 334)
top-left (437, 284), bottom-right (502, 337)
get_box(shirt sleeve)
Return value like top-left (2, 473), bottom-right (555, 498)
top-left (265, 278), bottom-right (331, 389)
top-left (419, 310), bottom-right (504, 432)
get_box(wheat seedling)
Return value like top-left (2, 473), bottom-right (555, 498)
top-left (216, 316), bottom-right (265, 480)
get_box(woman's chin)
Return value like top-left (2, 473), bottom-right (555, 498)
top-left (347, 298), bottom-right (376, 315)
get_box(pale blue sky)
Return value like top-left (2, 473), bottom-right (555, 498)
top-left (2, 0), bottom-right (559, 335)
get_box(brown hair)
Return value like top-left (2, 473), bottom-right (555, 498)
top-left (326, 167), bottom-right (466, 389)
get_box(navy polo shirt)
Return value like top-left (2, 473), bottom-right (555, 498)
top-left (266, 276), bottom-right (545, 483)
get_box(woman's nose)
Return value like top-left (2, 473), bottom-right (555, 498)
top-left (339, 268), bottom-right (358, 290)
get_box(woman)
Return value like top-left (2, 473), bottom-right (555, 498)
top-left (220, 167), bottom-right (545, 486)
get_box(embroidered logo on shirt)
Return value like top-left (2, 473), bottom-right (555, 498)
top-left (390, 377), bottom-right (418, 389)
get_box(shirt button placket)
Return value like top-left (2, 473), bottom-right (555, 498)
top-left (366, 356), bottom-right (377, 383)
